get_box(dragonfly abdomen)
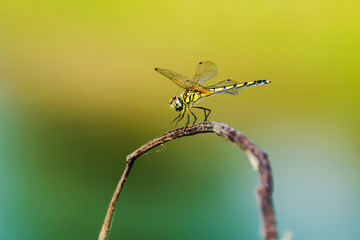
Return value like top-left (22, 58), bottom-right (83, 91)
top-left (209, 80), bottom-right (271, 93)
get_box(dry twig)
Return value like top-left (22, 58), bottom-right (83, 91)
top-left (98, 121), bottom-right (277, 240)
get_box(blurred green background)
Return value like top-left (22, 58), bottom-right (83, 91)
top-left (0, 0), bottom-right (359, 239)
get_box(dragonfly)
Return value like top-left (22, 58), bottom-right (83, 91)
top-left (155, 61), bottom-right (271, 127)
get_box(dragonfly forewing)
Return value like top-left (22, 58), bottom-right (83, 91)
top-left (191, 61), bottom-right (218, 85)
top-left (154, 67), bottom-right (191, 89)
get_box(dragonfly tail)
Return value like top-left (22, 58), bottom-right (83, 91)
top-left (235, 80), bottom-right (271, 89)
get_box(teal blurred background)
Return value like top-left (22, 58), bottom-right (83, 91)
top-left (0, 0), bottom-right (359, 239)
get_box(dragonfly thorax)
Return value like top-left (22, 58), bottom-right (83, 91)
top-left (170, 95), bottom-right (183, 112)
top-left (182, 90), bottom-right (204, 105)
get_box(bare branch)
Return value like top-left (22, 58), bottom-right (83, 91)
top-left (98, 121), bottom-right (277, 240)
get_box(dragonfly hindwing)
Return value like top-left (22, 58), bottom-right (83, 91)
top-left (206, 79), bottom-right (242, 95)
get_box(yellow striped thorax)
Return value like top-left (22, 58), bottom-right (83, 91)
top-left (182, 90), bottom-right (210, 106)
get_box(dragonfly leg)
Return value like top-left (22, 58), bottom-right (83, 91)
top-left (173, 108), bottom-right (186, 126)
top-left (189, 108), bottom-right (197, 125)
top-left (170, 112), bottom-right (181, 124)
top-left (184, 109), bottom-right (190, 130)
top-left (204, 108), bottom-right (211, 121)
top-left (193, 107), bottom-right (211, 122)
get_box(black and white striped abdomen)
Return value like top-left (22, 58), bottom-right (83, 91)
top-left (208, 80), bottom-right (271, 94)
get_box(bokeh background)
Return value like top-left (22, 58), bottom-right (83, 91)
top-left (0, 0), bottom-right (359, 239)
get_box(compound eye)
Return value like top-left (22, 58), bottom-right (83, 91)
top-left (169, 96), bottom-right (183, 111)
top-left (169, 96), bottom-right (180, 104)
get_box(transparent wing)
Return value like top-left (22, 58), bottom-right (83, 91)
top-left (222, 88), bottom-right (242, 95)
top-left (206, 79), bottom-right (242, 95)
top-left (155, 67), bottom-right (190, 89)
top-left (191, 61), bottom-right (218, 85)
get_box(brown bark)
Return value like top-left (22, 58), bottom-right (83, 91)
top-left (99, 121), bottom-right (277, 240)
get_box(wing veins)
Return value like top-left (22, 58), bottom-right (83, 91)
top-left (191, 61), bottom-right (218, 85)
top-left (155, 67), bottom-right (190, 89)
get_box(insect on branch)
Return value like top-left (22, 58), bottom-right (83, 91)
top-left (98, 121), bottom-right (277, 240)
top-left (155, 61), bottom-right (271, 127)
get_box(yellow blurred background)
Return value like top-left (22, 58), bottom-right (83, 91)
top-left (0, 0), bottom-right (359, 239)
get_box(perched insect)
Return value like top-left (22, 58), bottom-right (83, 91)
top-left (155, 61), bottom-right (271, 127)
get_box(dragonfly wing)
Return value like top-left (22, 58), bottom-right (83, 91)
top-left (206, 79), bottom-right (242, 95)
top-left (221, 88), bottom-right (242, 95)
top-left (155, 67), bottom-right (190, 89)
top-left (206, 79), bottom-right (239, 87)
top-left (191, 61), bottom-right (218, 85)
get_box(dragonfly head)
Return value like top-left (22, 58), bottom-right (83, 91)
top-left (170, 95), bottom-right (183, 112)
